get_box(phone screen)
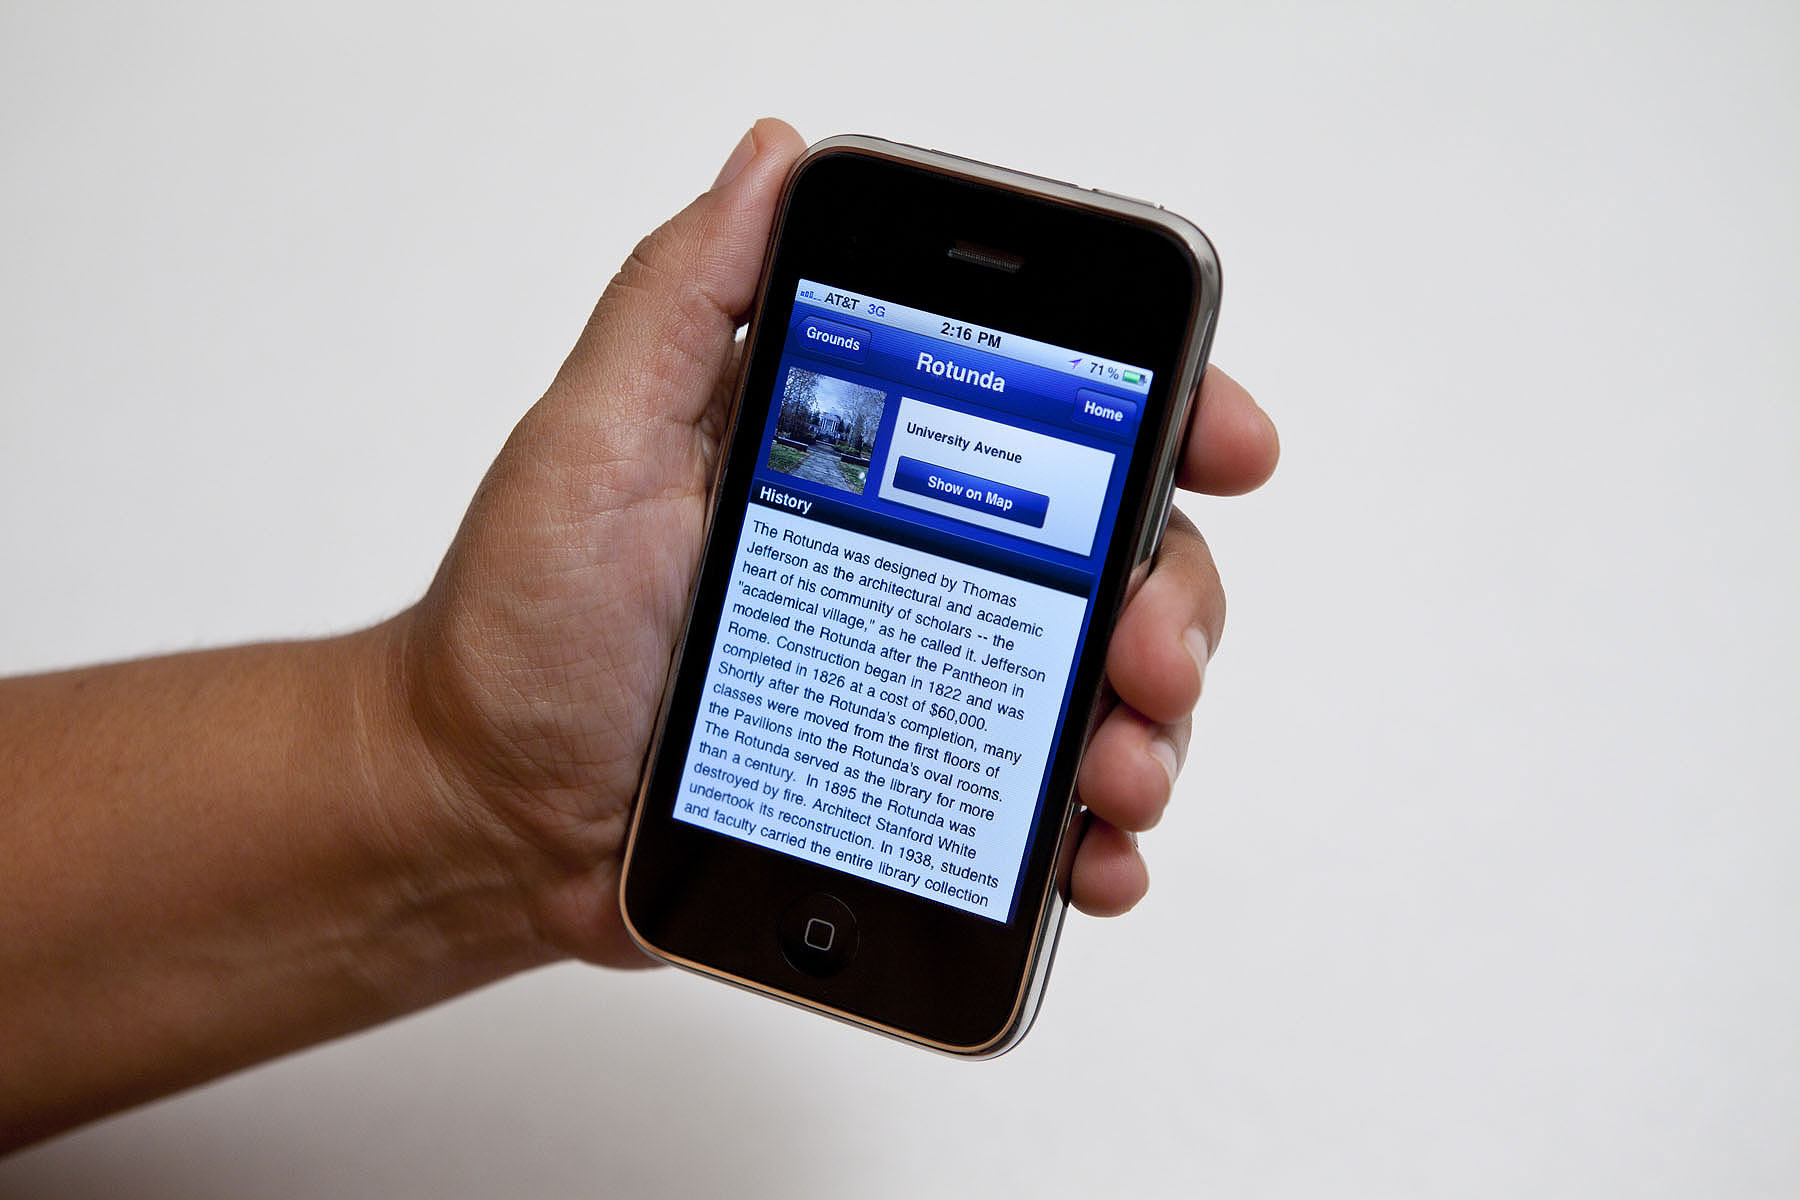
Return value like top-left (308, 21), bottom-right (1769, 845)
top-left (670, 279), bottom-right (1153, 923)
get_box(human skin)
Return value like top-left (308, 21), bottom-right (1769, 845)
top-left (0, 119), bottom-right (1278, 1150)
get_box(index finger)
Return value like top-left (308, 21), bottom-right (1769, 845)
top-left (1177, 366), bottom-right (1279, 496)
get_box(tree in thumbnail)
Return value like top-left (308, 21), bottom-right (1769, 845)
top-left (776, 368), bottom-right (886, 456)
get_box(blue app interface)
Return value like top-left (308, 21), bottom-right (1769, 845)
top-left (673, 281), bottom-right (1152, 921)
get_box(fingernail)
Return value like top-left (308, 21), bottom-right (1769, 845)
top-left (1184, 627), bottom-right (1211, 693)
top-left (1148, 736), bottom-right (1179, 789)
top-left (712, 128), bottom-right (757, 191)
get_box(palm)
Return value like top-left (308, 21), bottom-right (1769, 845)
top-left (408, 330), bottom-right (739, 966)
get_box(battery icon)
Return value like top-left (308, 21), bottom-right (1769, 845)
top-left (1122, 369), bottom-right (1144, 385)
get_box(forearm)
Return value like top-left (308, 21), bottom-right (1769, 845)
top-left (0, 619), bottom-right (549, 1150)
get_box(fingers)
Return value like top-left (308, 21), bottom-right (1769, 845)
top-left (1077, 706), bottom-right (1192, 832)
top-left (1178, 366), bottom-right (1279, 496)
top-left (546, 119), bottom-right (808, 431)
top-left (1106, 507), bottom-right (1221, 725)
top-left (1070, 504), bottom-right (1224, 916)
top-left (1068, 816), bottom-right (1149, 916)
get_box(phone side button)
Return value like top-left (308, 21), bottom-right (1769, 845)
top-left (777, 892), bottom-right (859, 977)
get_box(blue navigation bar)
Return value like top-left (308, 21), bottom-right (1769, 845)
top-left (795, 278), bottom-right (1153, 396)
top-left (788, 304), bottom-right (1143, 446)
top-left (891, 456), bottom-right (1050, 528)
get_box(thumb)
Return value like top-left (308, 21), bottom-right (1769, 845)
top-left (546, 119), bottom-right (808, 429)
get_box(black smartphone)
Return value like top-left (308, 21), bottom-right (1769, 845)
top-left (620, 136), bottom-right (1220, 1055)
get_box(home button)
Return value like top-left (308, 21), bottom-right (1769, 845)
top-left (778, 892), bottom-right (858, 977)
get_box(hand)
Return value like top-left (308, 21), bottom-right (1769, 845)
top-left (397, 119), bottom-right (1279, 965)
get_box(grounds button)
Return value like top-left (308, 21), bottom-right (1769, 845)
top-left (778, 892), bottom-right (859, 977)
top-left (795, 315), bottom-right (871, 363)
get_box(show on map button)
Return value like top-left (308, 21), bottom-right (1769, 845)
top-left (795, 314), bottom-right (871, 363)
top-left (890, 456), bottom-right (1049, 528)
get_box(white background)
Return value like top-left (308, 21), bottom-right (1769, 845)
top-left (2, 2), bottom-right (1795, 1196)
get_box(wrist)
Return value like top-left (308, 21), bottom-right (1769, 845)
top-left (373, 594), bottom-right (656, 969)
top-left (337, 614), bottom-right (564, 1003)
